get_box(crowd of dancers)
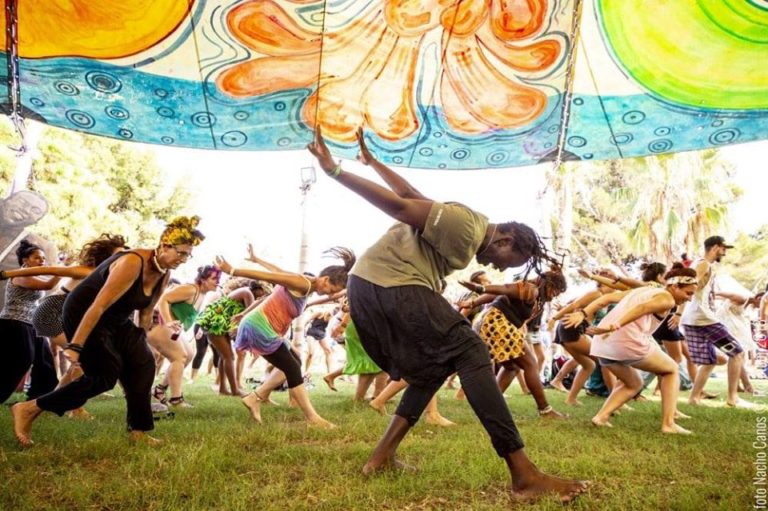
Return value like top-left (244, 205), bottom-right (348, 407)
top-left (2, 128), bottom-right (765, 503)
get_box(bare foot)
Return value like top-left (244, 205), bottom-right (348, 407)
top-left (323, 375), bottom-right (338, 392)
top-left (539, 408), bottom-right (569, 420)
top-left (591, 416), bottom-right (613, 428)
top-left (241, 392), bottom-right (262, 423)
top-left (307, 416), bottom-right (337, 429)
top-left (634, 394), bottom-right (647, 402)
top-left (368, 400), bottom-right (388, 415)
top-left (218, 389), bottom-right (233, 396)
top-left (11, 402), bottom-right (39, 447)
top-left (688, 396), bottom-right (702, 406)
top-left (727, 398), bottom-right (759, 409)
top-left (67, 408), bottom-right (94, 420)
top-left (258, 393), bottom-right (280, 406)
top-left (425, 413), bottom-right (456, 427)
top-left (661, 423), bottom-right (692, 435)
top-left (233, 389), bottom-right (248, 398)
top-left (128, 431), bottom-right (163, 446)
top-left (511, 471), bottom-right (590, 504)
top-left (565, 399), bottom-right (583, 407)
top-left (287, 396), bottom-right (298, 408)
top-left (620, 403), bottom-right (634, 412)
top-left (674, 410), bottom-right (691, 420)
top-left (362, 457), bottom-right (417, 476)
top-left (550, 380), bottom-right (568, 393)
top-left (702, 391), bottom-right (720, 400)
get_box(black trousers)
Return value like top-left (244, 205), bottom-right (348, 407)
top-left (27, 335), bottom-right (59, 399)
top-left (263, 343), bottom-right (303, 388)
top-left (37, 322), bottom-right (155, 432)
top-left (0, 319), bottom-right (35, 403)
top-left (348, 276), bottom-right (525, 456)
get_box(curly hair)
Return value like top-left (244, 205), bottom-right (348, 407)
top-left (160, 216), bottom-right (205, 246)
top-left (318, 247), bottom-right (356, 287)
top-left (78, 233), bottom-right (127, 267)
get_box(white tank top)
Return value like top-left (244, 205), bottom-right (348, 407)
top-left (681, 258), bottom-right (717, 326)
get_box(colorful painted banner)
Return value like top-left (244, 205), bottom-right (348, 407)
top-left (1, 0), bottom-right (766, 169)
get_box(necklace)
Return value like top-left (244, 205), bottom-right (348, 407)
top-left (151, 250), bottom-right (167, 274)
top-left (477, 224), bottom-right (498, 256)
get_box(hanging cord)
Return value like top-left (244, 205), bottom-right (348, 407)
top-left (552, 0), bottom-right (584, 170)
top-left (4, 0), bottom-right (26, 156)
top-left (312, 0), bottom-right (330, 130)
top-left (538, 0), bottom-right (584, 256)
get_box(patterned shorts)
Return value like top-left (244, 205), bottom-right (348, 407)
top-left (684, 323), bottom-right (744, 365)
top-left (477, 308), bottom-right (526, 363)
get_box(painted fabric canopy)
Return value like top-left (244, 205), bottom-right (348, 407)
top-left (2, 0), bottom-right (767, 169)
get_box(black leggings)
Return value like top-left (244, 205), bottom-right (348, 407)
top-left (37, 323), bottom-right (155, 432)
top-left (192, 325), bottom-right (219, 370)
top-left (395, 336), bottom-right (525, 457)
top-left (263, 343), bottom-right (303, 388)
top-left (0, 319), bottom-right (35, 403)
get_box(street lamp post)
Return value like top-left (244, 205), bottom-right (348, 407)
top-left (298, 165), bottom-right (316, 274)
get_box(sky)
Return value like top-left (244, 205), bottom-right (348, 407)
top-left (151, 139), bottom-right (768, 281)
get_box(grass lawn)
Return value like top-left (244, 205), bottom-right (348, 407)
top-left (1, 374), bottom-right (765, 510)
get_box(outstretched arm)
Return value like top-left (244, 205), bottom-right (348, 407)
top-left (356, 128), bottom-right (427, 200)
top-left (216, 256), bottom-right (311, 296)
top-left (308, 127), bottom-right (433, 231)
top-left (589, 292), bottom-right (675, 335)
top-left (1, 264), bottom-right (92, 281)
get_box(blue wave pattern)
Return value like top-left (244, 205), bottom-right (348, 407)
top-left (16, 57), bottom-right (768, 169)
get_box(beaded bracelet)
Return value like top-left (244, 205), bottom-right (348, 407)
top-left (328, 162), bottom-right (342, 178)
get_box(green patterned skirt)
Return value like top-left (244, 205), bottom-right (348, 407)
top-left (196, 297), bottom-right (244, 336)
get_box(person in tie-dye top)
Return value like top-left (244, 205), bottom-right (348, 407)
top-left (214, 247), bottom-right (355, 428)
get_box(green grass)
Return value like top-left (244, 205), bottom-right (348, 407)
top-left (1, 376), bottom-right (765, 510)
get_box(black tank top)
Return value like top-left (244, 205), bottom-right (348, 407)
top-left (491, 295), bottom-right (541, 331)
top-left (63, 251), bottom-right (164, 333)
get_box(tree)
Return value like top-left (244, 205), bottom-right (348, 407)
top-left (0, 117), bottom-right (193, 254)
top-left (549, 149), bottom-right (742, 267)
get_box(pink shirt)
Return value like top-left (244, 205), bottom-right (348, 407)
top-left (591, 287), bottom-right (667, 362)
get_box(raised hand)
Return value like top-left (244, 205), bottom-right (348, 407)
top-left (356, 128), bottom-right (375, 166)
top-left (307, 126), bottom-right (336, 174)
top-left (562, 311), bottom-right (586, 328)
top-left (214, 255), bottom-right (233, 274)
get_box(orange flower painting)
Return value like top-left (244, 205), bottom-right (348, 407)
top-left (216, 0), bottom-right (566, 143)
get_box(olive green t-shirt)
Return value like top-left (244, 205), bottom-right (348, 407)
top-left (351, 202), bottom-right (489, 291)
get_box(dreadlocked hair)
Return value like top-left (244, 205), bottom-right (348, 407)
top-left (523, 265), bottom-right (567, 327)
top-left (497, 222), bottom-right (561, 279)
top-left (78, 233), bottom-right (127, 267)
top-left (318, 247), bottom-right (356, 288)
